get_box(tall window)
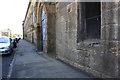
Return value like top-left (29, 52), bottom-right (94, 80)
top-left (78, 2), bottom-right (101, 41)
top-left (85, 2), bottom-right (101, 39)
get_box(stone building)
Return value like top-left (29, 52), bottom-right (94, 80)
top-left (0, 28), bottom-right (11, 37)
top-left (0, 31), bottom-right (1, 36)
top-left (13, 34), bottom-right (23, 38)
top-left (23, 2), bottom-right (37, 43)
top-left (23, 1), bottom-right (120, 78)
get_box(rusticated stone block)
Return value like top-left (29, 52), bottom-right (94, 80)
top-left (106, 2), bottom-right (118, 10)
top-left (68, 39), bottom-right (76, 50)
top-left (107, 41), bottom-right (118, 54)
top-left (66, 21), bottom-right (77, 31)
top-left (69, 50), bottom-right (78, 63)
top-left (101, 2), bottom-right (106, 12)
top-left (89, 53), bottom-right (104, 73)
top-left (118, 42), bottom-right (120, 55)
top-left (101, 12), bottom-right (106, 26)
top-left (119, 1), bottom-right (120, 7)
top-left (77, 51), bottom-right (90, 67)
top-left (102, 8), bottom-right (118, 25)
top-left (105, 24), bottom-right (118, 41)
top-left (118, 8), bottom-right (120, 41)
top-left (67, 3), bottom-right (77, 13)
top-left (56, 2), bottom-right (71, 10)
top-left (58, 7), bottom-right (67, 17)
top-left (101, 26), bottom-right (106, 40)
top-left (67, 11), bottom-right (77, 22)
top-left (118, 55), bottom-right (120, 78)
top-left (102, 53), bottom-right (118, 77)
top-left (102, 2), bottom-right (118, 11)
top-left (68, 31), bottom-right (77, 40)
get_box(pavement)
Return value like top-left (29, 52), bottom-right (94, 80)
top-left (10, 39), bottom-right (95, 78)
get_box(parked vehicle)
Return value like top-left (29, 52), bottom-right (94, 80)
top-left (0, 37), bottom-right (13, 55)
top-left (11, 38), bottom-right (17, 48)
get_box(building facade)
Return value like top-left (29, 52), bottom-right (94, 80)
top-left (13, 34), bottom-right (23, 38)
top-left (0, 28), bottom-right (11, 37)
top-left (23, 1), bottom-right (120, 78)
top-left (23, 2), bottom-right (37, 43)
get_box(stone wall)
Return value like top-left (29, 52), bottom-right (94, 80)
top-left (118, 1), bottom-right (120, 78)
top-left (56, 2), bottom-right (120, 78)
top-left (36, 3), bottom-right (56, 56)
top-left (45, 3), bottom-right (56, 56)
top-left (56, 1), bottom-right (79, 72)
top-left (100, 2), bottom-right (119, 77)
top-left (23, 2), bottom-right (37, 44)
top-left (24, 1), bottom-right (120, 78)
top-left (56, 2), bottom-right (77, 58)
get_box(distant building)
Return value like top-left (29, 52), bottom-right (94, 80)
top-left (0, 32), bottom-right (1, 36)
top-left (0, 28), bottom-right (11, 37)
top-left (14, 34), bottom-right (23, 38)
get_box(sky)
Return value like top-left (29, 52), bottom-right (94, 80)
top-left (0, 0), bottom-right (29, 35)
top-left (0, 0), bottom-right (118, 35)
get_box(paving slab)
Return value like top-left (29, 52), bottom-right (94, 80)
top-left (11, 40), bottom-right (95, 78)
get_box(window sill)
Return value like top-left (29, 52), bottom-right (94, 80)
top-left (77, 39), bottom-right (100, 50)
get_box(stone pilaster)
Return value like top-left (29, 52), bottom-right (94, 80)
top-left (101, 2), bottom-right (119, 77)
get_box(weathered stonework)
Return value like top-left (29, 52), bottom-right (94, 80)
top-left (23, 1), bottom-right (120, 78)
top-left (23, 2), bottom-right (37, 44)
top-left (56, 2), bottom-right (119, 78)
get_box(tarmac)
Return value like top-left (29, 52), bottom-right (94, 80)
top-left (10, 39), bottom-right (96, 78)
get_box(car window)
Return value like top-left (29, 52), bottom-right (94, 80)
top-left (0, 37), bottom-right (10, 43)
